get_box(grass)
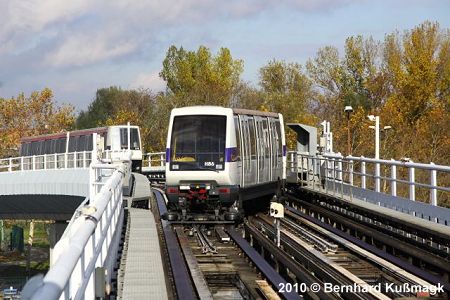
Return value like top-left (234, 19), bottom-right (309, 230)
top-left (0, 220), bottom-right (50, 282)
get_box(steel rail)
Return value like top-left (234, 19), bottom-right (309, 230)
top-left (251, 216), bottom-right (379, 300)
top-left (285, 202), bottom-right (450, 292)
top-left (287, 194), bottom-right (450, 275)
top-left (226, 226), bottom-right (305, 300)
top-left (297, 189), bottom-right (450, 248)
top-left (154, 189), bottom-right (197, 300)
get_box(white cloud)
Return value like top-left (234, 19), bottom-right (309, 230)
top-left (129, 72), bottom-right (166, 92)
top-left (47, 33), bottom-right (137, 67)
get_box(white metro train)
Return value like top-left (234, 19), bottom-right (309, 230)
top-left (165, 106), bottom-right (286, 221)
top-left (19, 125), bottom-right (143, 172)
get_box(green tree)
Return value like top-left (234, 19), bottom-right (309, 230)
top-left (159, 45), bottom-right (244, 106)
top-left (76, 86), bottom-right (125, 128)
top-left (259, 59), bottom-right (315, 124)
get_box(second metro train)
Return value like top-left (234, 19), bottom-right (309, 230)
top-left (19, 125), bottom-right (143, 172)
top-left (165, 106), bottom-right (286, 221)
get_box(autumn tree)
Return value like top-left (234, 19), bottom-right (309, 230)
top-left (0, 88), bottom-right (75, 156)
top-left (382, 21), bottom-right (450, 165)
top-left (159, 45), bottom-right (244, 107)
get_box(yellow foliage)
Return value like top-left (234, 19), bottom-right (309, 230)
top-left (0, 89), bottom-right (75, 157)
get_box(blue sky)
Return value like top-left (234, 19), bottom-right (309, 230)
top-left (1, 0), bottom-right (449, 111)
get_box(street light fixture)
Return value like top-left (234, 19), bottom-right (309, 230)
top-left (367, 115), bottom-right (392, 159)
top-left (344, 106), bottom-right (353, 156)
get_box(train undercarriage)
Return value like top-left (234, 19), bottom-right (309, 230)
top-left (164, 181), bottom-right (283, 222)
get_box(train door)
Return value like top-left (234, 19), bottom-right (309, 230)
top-left (247, 117), bottom-right (257, 185)
top-left (238, 115), bottom-right (250, 187)
top-left (267, 118), bottom-right (275, 181)
top-left (233, 116), bottom-right (243, 186)
top-left (262, 117), bottom-right (271, 182)
top-left (254, 116), bottom-right (263, 183)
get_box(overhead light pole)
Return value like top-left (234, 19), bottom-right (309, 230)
top-left (368, 115), bottom-right (392, 193)
top-left (344, 106), bottom-right (353, 156)
top-left (368, 115), bottom-right (392, 159)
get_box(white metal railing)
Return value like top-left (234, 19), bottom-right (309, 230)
top-left (142, 152), bottom-right (165, 168)
top-left (0, 151), bottom-right (94, 172)
top-left (23, 153), bottom-right (132, 300)
top-left (288, 151), bottom-right (450, 208)
top-left (102, 149), bottom-right (136, 163)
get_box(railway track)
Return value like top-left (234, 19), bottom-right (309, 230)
top-left (285, 193), bottom-right (450, 292)
top-left (151, 185), bottom-right (448, 299)
top-left (153, 187), bottom-right (301, 300)
top-left (250, 211), bottom-right (445, 299)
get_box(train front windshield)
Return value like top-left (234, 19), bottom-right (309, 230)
top-left (170, 115), bottom-right (226, 171)
top-left (120, 128), bottom-right (140, 150)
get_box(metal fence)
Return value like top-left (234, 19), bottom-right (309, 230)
top-left (22, 153), bottom-right (131, 300)
top-left (288, 151), bottom-right (450, 209)
top-left (0, 152), bottom-right (94, 172)
top-left (142, 152), bottom-right (165, 168)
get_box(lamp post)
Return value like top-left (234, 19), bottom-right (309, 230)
top-left (344, 106), bottom-right (353, 156)
top-left (368, 115), bottom-right (392, 192)
top-left (368, 115), bottom-right (392, 159)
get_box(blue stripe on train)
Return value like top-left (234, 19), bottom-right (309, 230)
top-left (282, 145), bottom-right (287, 156)
top-left (225, 147), bottom-right (235, 162)
top-left (166, 148), bottom-right (171, 162)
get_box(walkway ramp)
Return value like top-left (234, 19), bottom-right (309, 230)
top-left (119, 208), bottom-right (168, 299)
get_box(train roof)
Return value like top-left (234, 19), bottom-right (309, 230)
top-left (171, 106), bottom-right (280, 118)
top-left (232, 108), bottom-right (279, 118)
top-left (20, 127), bottom-right (108, 143)
top-left (20, 124), bottom-right (141, 143)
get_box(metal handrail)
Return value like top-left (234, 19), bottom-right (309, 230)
top-left (143, 151), bottom-right (166, 168)
top-left (23, 152), bottom-right (132, 300)
top-left (288, 151), bottom-right (449, 207)
top-left (0, 151), bottom-right (94, 172)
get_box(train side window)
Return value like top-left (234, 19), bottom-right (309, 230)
top-left (130, 128), bottom-right (140, 150)
top-left (275, 121), bottom-right (282, 157)
top-left (262, 118), bottom-right (270, 158)
top-left (69, 136), bottom-right (78, 152)
top-left (86, 134), bottom-right (93, 151)
top-left (44, 140), bottom-right (51, 154)
top-left (248, 117), bottom-right (256, 159)
top-left (56, 138), bottom-right (66, 153)
top-left (50, 140), bottom-right (58, 153)
top-left (233, 116), bottom-right (241, 161)
top-left (30, 142), bottom-right (38, 155)
top-left (79, 135), bottom-right (87, 151)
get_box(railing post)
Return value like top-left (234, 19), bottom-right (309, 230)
top-left (332, 158), bottom-right (336, 196)
top-left (54, 153), bottom-right (57, 169)
top-left (337, 156), bottom-right (343, 181)
top-left (20, 157), bottom-right (24, 171)
top-left (83, 151), bottom-right (86, 168)
top-left (324, 157), bottom-right (328, 194)
top-left (64, 153), bottom-right (68, 169)
top-left (430, 162), bottom-right (437, 206)
top-left (361, 160), bottom-right (366, 189)
top-left (375, 162), bottom-right (380, 192)
top-left (160, 154), bottom-right (164, 167)
top-left (391, 159), bottom-right (397, 197)
top-left (349, 159), bottom-right (353, 186)
top-left (44, 155), bottom-right (47, 170)
top-left (32, 156), bottom-right (36, 171)
top-left (74, 152), bottom-right (77, 169)
top-left (8, 158), bottom-right (12, 172)
top-left (409, 162), bottom-right (415, 201)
